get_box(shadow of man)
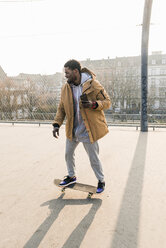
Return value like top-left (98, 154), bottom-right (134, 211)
top-left (24, 194), bottom-right (102, 248)
top-left (110, 132), bottom-right (148, 248)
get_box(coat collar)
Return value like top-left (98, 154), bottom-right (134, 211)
top-left (82, 79), bottom-right (93, 94)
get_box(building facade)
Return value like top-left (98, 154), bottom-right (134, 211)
top-left (0, 51), bottom-right (166, 120)
top-left (0, 70), bottom-right (63, 120)
top-left (81, 51), bottom-right (166, 113)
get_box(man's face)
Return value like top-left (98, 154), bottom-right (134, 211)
top-left (64, 67), bottom-right (77, 84)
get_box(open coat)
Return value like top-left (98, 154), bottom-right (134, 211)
top-left (53, 73), bottom-right (111, 143)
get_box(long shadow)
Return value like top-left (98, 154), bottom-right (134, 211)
top-left (62, 199), bottom-right (101, 248)
top-left (110, 132), bottom-right (148, 248)
top-left (23, 194), bottom-right (102, 248)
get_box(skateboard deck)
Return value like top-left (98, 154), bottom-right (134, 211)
top-left (54, 179), bottom-right (97, 198)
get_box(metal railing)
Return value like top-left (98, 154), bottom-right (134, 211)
top-left (1, 113), bottom-right (166, 131)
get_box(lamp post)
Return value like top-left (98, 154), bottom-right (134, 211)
top-left (141, 0), bottom-right (153, 131)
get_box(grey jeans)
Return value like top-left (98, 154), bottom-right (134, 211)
top-left (65, 138), bottom-right (104, 182)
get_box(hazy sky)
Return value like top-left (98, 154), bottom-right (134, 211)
top-left (0, 0), bottom-right (166, 76)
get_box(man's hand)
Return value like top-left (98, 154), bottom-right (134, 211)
top-left (52, 127), bottom-right (59, 138)
top-left (82, 101), bottom-right (98, 109)
top-left (82, 100), bottom-right (93, 108)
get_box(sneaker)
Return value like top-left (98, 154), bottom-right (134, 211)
top-left (59, 176), bottom-right (77, 186)
top-left (96, 180), bottom-right (105, 194)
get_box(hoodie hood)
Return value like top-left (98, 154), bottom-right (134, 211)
top-left (81, 67), bottom-right (96, 79)
top-left (80, 72), bottom-right (92, 85)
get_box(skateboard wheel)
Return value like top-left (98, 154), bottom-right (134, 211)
top-left (61, 188), bottom-right (65, 193)
top-left (88, 193), bottom-right (93, 198)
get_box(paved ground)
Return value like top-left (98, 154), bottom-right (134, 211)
top-left (0, 124), bottom-right (166, 248)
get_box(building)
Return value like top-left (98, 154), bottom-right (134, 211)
top-left (81, 51), bottom-right (166, 112)
top-left (148, 51), bottom-right (166, 110)
top-left (0, 69), bottom-right (63, 120)
top-left (0, 51), bottom-right (166, 120)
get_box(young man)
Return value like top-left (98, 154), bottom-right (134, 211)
top-left (53, 59), bottom-right (111, 193)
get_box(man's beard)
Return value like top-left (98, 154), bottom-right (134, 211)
top-left (67, 75), bottom-right (77, 84)
top-left (67, 79), bottom-right (72, 84)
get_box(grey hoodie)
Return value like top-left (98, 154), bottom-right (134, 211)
top-left (70, 72), bottom-right (92, 143)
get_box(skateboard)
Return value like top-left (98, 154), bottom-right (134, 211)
top-left (54, 179), bottom-right (97, 198)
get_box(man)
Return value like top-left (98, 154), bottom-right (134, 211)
top-left (53, 59), bottom-right (111, 193)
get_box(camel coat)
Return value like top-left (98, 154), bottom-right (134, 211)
top-left (53, 76), bottom-right (111, 143)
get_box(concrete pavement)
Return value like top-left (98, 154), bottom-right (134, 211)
top-left (0, 124), bottom-right (166, 248)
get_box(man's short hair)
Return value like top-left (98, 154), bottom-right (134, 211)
top-left (64, 59), bottom-right (81, 74)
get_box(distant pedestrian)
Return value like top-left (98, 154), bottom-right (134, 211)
top-left (53, 59), bottom-right (111, 193)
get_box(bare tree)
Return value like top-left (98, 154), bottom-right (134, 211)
top-left (0, 78), bottom-right (19, 119)
top-left (98, 69), bottom-right (140, 114)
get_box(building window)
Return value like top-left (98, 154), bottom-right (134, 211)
top-left (162, 59), bottom-right (166, 64)
top-left (151, 78), bottom-right (155, 85)
top-left (151, 69), bottom-right (156, 75)
top-left (160, 79), bottom-right (166, 87)
top-left (160, 69), bottom-right (166, 75)
top-left (152, 59), bottom-right (156, 65)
